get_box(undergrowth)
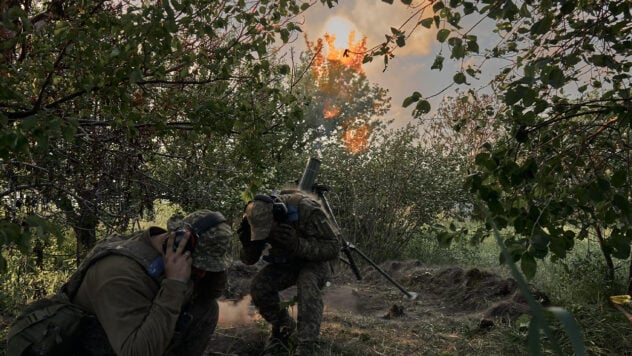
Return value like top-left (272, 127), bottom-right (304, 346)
top-left (3, 216), bottom-right (632, 355)
top-left (403, 221), bottom-right (632, 355)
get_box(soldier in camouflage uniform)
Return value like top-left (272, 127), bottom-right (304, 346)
top-left (239, 191), bottom-right (340, 355)
top-left (30, 210), bottom-right (232, 356)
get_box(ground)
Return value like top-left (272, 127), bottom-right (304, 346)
top-left (206, 259), bottom-right (550, 355)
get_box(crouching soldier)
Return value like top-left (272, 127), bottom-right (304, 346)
top-left (7, 209), bottom-right (232, 356)
top-left (238, 191), bottom-right (340, 355)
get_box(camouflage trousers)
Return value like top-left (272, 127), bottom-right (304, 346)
top-left (250, 261), bottom-right (331, 345)
top-left (70, 298), bottom-right (219, 356)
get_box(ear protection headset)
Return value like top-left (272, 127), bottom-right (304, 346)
top-left (162, 225), bottom-right (196, 254)
top-left (253, 194), bottom-right (288, 222)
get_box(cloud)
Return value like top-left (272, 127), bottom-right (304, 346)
top-left (293, 1), bottom-right (449, 127)
top-left (302, 1), bottom-right (435, 57)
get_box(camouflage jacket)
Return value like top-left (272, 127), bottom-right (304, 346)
top-left (240, 192), bottom-right (341, 265)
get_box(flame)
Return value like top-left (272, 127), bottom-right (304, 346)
top-left (343, 124), bottom-right (370, 154)
top-left (323, 100), bottom-right (340, 119)
top-left (324, 31), bottom-right (366, 74)
top-left (305, 28), bottom-right (372, 155)
top-left (307, 31), bottom-right (367, 85)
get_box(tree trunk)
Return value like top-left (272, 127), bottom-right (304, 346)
top-left (72, 197), bottom-right (99, 266)
top-left (595, 226), bottom-right (615, 281)
top-left (628, 256), bottom-right (632, 295)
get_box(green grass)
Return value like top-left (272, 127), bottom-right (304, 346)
top-left (403, 223), bottom-right (632, 355)
top-left (3, 217), bottom-right (632, 355)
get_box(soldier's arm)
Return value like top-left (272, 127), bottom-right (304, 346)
top-left (239, 241), bottom-right (265, 265)
top-left (237, 217), bottom-right (265, 265)
top-left (75, 255), bottom-right (193, 356)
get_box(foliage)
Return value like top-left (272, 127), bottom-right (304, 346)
top-left (377, 0), bottom-right (632, 286)
top-left (315, 124), bottom-right (471, 261)
top-left (247, 31), bottom-right (395, 193)
top-left (1, 237), bottom-right (75, 314)
top-left (299, 32), bottom-right (392, 154)
top-left (405, 219), bottom-right (501, 269)
top-left (405, 222), bottom-right (632, 355)
top-left (422, 91), bottom-right (504, 161)
top-left (0, 0), bottom-right (333, 266)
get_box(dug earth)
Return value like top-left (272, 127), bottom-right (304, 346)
top-left (207, 259), bottom-right (550, 355)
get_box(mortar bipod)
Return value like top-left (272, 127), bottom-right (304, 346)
top-left (314, 185), bottom-right (418, 301)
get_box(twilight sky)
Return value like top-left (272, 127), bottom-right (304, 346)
top-left (284, 0), bottom-right (497, 128)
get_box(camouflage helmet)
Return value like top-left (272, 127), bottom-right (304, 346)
top-left (169, 210), bottom-right (232, 272)
top-left (166, 213), bottom-right (184, 231)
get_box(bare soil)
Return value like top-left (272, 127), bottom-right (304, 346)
top-left (206, 260), bottom-right (549, 355)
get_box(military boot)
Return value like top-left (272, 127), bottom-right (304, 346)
top-left (263, 319), bottom-right (297, 355)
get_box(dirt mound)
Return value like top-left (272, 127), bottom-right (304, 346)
top-left (206, 259), bottom-right (550, 355)
top-left (407, 266), bottom-right (519, 311)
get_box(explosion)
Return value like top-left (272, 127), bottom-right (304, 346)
top-left (306, 25), bottom-right (372, 154)
top-left (342, 124), bottom-right (370, 154)
top-left (323, 100), bottom-right (341, 119)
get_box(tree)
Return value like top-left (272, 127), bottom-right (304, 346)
top-left (423, 91), bottom-right (504, 161)
top-left (315, 124), bottom-right (471, 261)
top-left (0, 0), bottom-right (330, 266)
top-left (299, 31), bottom-right (392, 154)
top-left (375, 0), bottom-right (631, 287)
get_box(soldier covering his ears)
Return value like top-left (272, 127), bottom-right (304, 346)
top-left (239, 190), bottom-right (340, 355)
top-left (8, 209), bottom-right (232, 356)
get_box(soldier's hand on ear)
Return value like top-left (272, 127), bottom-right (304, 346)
top-left (164, 231), bottom-right (192, 283)
top-left (267, 223), bottom-right (298, 252)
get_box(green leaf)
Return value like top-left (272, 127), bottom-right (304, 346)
top-left (549, 236), bottom-right (568, 258)
top-left (591, 54), bottom-right (616, 69)
top-left (419, 18), bottom-right (434, 28)
top-left (437, 29), bottom-right (450, 43)
top-left (401, 0), bottom-right (413, 4)
top-left (530, 15), bottom-right (553, 35)
top-left (278, 64), bottom-right (290, 75)
top-left (505, 87), bottom-right (522, 105)
top-left (280, 29), bottom-right (290, 43)
top-left (611, 169), bottom-right (627, 187)
top-left (531, 231), bottom-right (550, 252)
top-left (0, 255), bottom-right (6, 273)
top-left (413, 100), bottom-right (431, 115)
top-left (402, 97), bottom-right (416, 108)
top-left (463, 1), bottom-right (476, 15)
top-left (433, 1), bottom-right (445, 12)
top-left (437, 231), bottom-right (453, 247)
top-left (545, 307), bottom-right (587, 356)
top-left (453, 72), bottom-right (467, 84)
top-left (612, 194), bottom-right (630, 215)
top-left (402, 92), bottom-right (421, 107)
top-left (467, 38), bottom-right (479, 53)
top-left (431, 55), bottom-right (444, 70)
top-left (547, 67), bottom-right (565, 88)
top-left (451, 42), bottom-right (466, 59)
top-left (396, 35), bottom-right (406, 47)
top-left (382, 0), bottom-right (394, 3)
top-left (521, 252), bottom-right (537, 279)
top-left (608, 231), bottom-right (631, 259)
